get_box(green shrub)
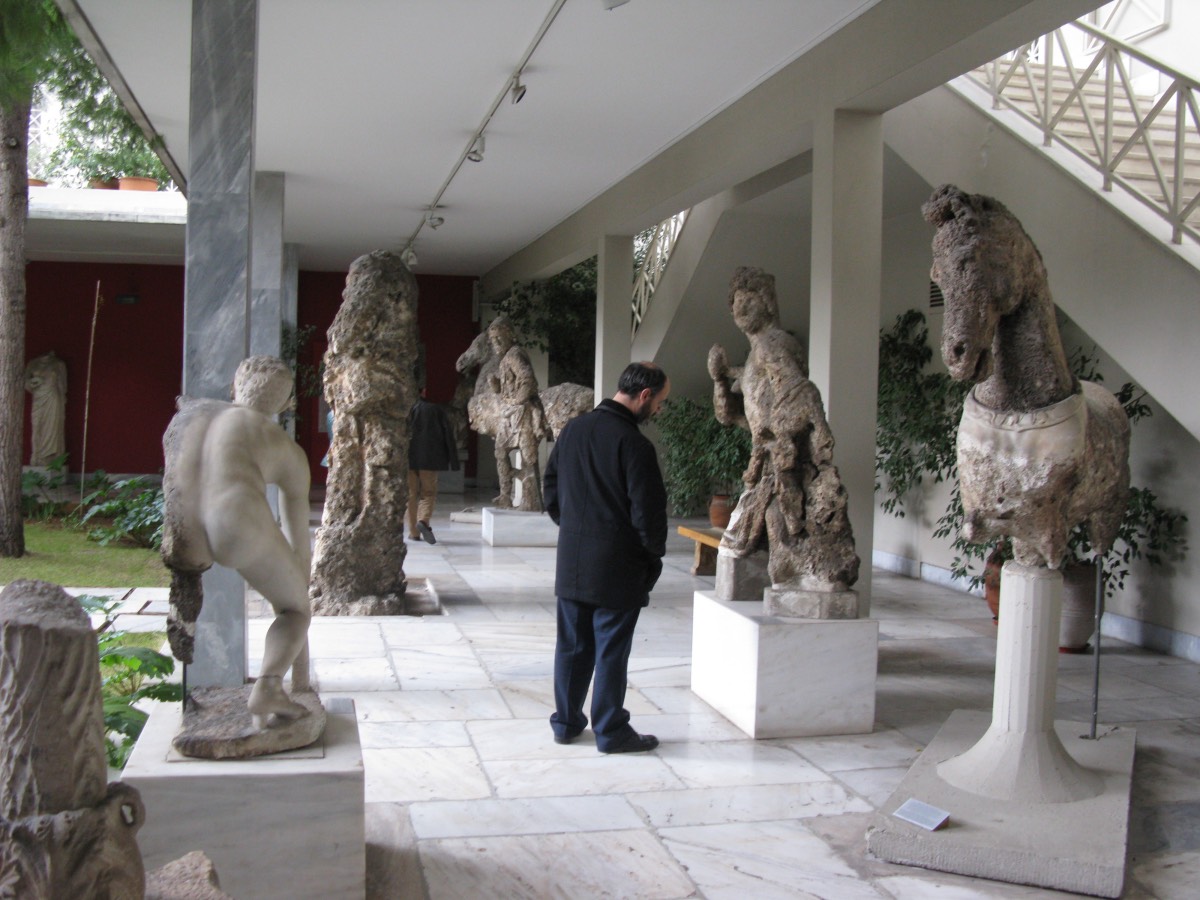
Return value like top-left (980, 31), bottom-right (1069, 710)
top-left (655, 397), bottom-right (752, 516)
top-left (81, 477), bottom-right (165, 549)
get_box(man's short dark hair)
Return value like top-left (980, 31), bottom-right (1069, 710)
top-left (617, 362), bottom-right (667, 397)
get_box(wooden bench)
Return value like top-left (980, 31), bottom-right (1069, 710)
top-left (677, 525), bottom-right (724, 576)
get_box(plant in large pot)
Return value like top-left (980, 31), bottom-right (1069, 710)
top-left (655, 397), bottom-right (752, 526)
top-left (43, 38), bottom-right (171, 189)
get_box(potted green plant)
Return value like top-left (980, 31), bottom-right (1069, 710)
top-left (42, 39), bottom-right (171, 189)
top-left (655, 397), bottom-right (752, 525)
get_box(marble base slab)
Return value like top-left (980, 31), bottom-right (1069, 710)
top-left (867, 709), bottom-right (1135, 898)
top-left (764, 587), bottom-right (858, 619)
top-left (123, 697), bottom-right (364, 900)
top-left (482, 508), bottom-right (559, 547)
top-left (690, 591), bottom-right (877, 739)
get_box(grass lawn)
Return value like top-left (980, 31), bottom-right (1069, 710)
top-left (0, 521), bottom-right (169, 589)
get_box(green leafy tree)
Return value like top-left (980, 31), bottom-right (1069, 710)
top-left (0, 1), bottom-right (74, 557)
top-left (496, 258), bottom-right (597, 386)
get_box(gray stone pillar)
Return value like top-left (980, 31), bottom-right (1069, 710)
top-left (809, 109), bottom-right (882, 614)
top-left (183, 0), bottom-right (258, 687)
top-left (250, 171), bottom-right (285, 358)
top-left (595, 235), bottom-right (633, 399)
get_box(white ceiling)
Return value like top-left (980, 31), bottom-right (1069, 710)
top-left (65, 0), bottom-right (879, 274)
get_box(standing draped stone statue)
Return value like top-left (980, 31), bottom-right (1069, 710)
top-left (24, 351), bottom-right (67, 467)
top-left (310, 250), bottom-right (419, 615)
top-left (708, 267), bottom-right (860, 617)
top-left (465, 317), bottom-right (553, 510)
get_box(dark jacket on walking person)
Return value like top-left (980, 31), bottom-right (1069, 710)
top-left (407, 398), bottom-right (459, 472)
top-left (544, 399), bottom-right (667, 609)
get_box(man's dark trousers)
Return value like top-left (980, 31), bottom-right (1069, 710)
top-left (551, 596), bottom-right (642, 750)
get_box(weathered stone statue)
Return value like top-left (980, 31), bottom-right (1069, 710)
top-left (161, 355), bottom-right (319, 746)
top-left (708, 267), bottom-right (859, 617)
top-left (24, 350), bottom-right (67, 467)
top-left (0, 579), bottom-right (146, 898)
top-left (457, 319), bottom-right (594, 441)
top-left (925, 184), bottom-right (1130, 569)
top-left (311, 250), bottom-right (419, 614)
top-left (465, 318), bottom-right (553, 510)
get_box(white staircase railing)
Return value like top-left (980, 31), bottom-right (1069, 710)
top-left (631, 209), bottom-right (688, 338)
top-left (968, 19), bottom-right (1199, 245)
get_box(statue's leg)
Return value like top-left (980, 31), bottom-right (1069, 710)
top-left (494, 442), bottom-right (514, 505)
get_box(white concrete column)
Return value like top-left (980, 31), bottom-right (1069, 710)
top-left (183, 0), bottom-right (258, 688)
top-left (809, 108), bottom-right (882, 614)
top-left (938, 562), bottom-right (1103, 803)
top-left (595, 235), bottom-right (633, 398)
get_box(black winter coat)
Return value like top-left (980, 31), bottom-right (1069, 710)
top-left (543, 399), bottom-right (667, 609)
top-left (407, 399), bottom-right (459, 471)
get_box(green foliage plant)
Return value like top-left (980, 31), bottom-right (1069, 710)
top-left (20, 452), bottom-right (69, 519)
top-left (81, 476), bottom-right (165, 550)
top-left (496, 258), bottom-right (596, 386)
top-left (654, 397), bottom-right (752, 516)
top-left (43, 34), bottom-right (171, 186)
top-left (77, 594), bottom-right (181, 769)
top-left (875, 310), bottom-right (968, 516)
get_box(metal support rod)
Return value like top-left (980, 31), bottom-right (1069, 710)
top-left (1089, 560), bottom-right (1105, 740)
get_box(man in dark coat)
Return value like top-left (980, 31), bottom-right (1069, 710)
top-left (543, 362), bottom-right (671, 753)
top-left (407, 393), bottom-right (460, 544)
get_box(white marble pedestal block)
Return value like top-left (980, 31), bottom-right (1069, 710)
top-left (867, 563), bottom-right (1135, 897)
top-left (715, 548), bottom-right (770, 601)
top-left (123, 697), bottom-right (364, 900)
top-left (690, 591), bottom-right (877, 738)
top-left (482, 508), bottom-right (559, 546)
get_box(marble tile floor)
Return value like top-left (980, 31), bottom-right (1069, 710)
top-left (52, 496), bottom-right (1200, 898)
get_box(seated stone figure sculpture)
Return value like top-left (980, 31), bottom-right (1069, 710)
top-left (161, 355), bottom-right (312, 729)
top-left (708, 267), bottom-right (859, 606)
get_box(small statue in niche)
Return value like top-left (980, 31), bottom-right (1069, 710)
top-left (925, 184), bottom-right (1129, 568)
top-left (161, 355), bottom-right (313, 730)
top-left (24, 351), bottom-right (68, 467)
top-left (465, 317), bottom-right (553, 510)
top-left (708, 267), bottom-right (859, 613)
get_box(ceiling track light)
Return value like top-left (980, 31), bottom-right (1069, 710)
top-left (466, 134), bottom-right (485, 162)
top-left (510, 74), bottom-right (527, 104)
top-left (602, 0), bottom-right (631, 9)
top-left (401, 245), bottom-right (418, 268)
top-left (426, 208), bottom-right (445, 229)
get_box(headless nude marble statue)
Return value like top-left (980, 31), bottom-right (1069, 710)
top-left (161, 356), bottom-right (311, 730)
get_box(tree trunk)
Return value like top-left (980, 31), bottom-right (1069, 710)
top-left (0, 98), bottom-right (30, 557)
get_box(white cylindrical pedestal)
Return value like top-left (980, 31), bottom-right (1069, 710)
top-left (938, 562), bottom-right (1103, 803)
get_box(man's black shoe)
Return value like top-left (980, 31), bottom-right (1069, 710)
top-left (418, 521), bottom-right (437, 544)
top-left (599, 732), bottom-right (658, 754)
top-left (553, 732), bottom-right (580, 745)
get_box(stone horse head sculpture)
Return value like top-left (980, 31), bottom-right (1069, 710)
top-left (923, 184), bottom-right (1130, 569)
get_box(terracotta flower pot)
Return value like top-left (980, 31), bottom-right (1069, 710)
top-left (27, 178), bottom-right (48, 187)
top-left (118, 175), bottom-right (158, 191)
top-left (89, 178), bottom-right (119, 190)
top-left (708, 494), bottom-right (734, 529)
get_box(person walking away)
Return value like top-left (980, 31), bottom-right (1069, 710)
top-left (407, 393), bottom-right (460, 544)
top-left (543, 362), bottom-right (671, 753)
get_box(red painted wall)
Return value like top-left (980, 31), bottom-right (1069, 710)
top-left (23, 261), bottom-right (479, 483)
top-left (24, 261), bottom-right (184, 475)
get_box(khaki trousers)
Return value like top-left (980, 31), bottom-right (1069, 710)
top-left (407, 469), bottom-right (439, 537)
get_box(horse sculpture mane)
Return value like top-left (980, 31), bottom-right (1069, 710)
top-left (924, 184), bottom-right (1130, 569)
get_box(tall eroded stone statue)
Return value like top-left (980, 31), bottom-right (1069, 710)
top-left (465, 317), bottom-right (553, 510)
top-left (708, 267), bottom-right (860, 618)
top-left (24, 351), bottom-right (67, 466)
top-left (162, 355), bottom-right (317, 741)
top-left (0, 580), bottom-right (146, 898)
top-left (311, 250), bottom-right (419, 614)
